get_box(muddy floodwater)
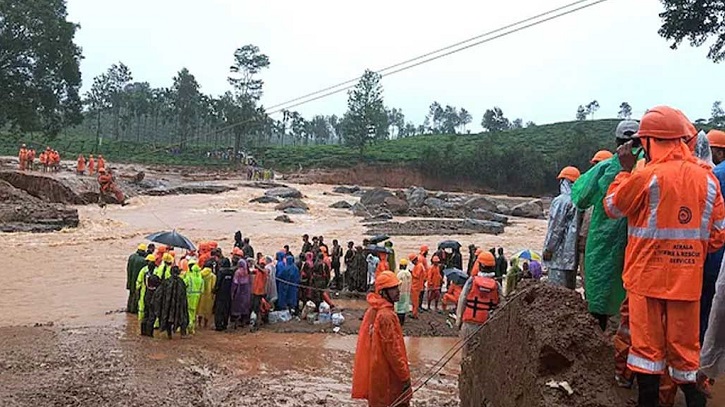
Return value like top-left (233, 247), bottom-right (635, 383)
top-left (0, 182), bottom-right (545, 406)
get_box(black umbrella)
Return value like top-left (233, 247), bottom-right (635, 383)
top-left (146, 230), bottom-right (196, 251)
top-left (443, 268), bottom-right (469, 286)
top-left (369, 234), bottom-right (390, 245)
top-left (438, 240), bottom-right (462, 250)
top-left (366, 244), bottom-right (392, 254)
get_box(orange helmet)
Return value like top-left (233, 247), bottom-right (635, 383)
top-left (477, 252), bottom-right (496, 267)
top-left (431, 255), bottom-right (440, 263)
top-left (375, 270), bottom-right (401, 292)
top-left (590, 150), bottom-right (613, 164)
top-left (636, 106), bottom-right (690, 140)
top-left (98, 168), bottom-right (107, 174)
top-left (407, 253), bottom-right (417, 261)
top-left (708, 130), bottom-right (725, 149)
top-left (420, 245), bottom-right (429, 253)
top-left (557, 166), bottom-right (580, 183)
top-left (232, 247), bottom-right (243, 256)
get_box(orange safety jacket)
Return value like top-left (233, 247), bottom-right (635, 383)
top-left (604, 143), bottom-right (725, 301)
top-left (462, 276), bottom-right (499, 324)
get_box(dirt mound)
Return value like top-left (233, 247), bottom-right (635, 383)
top-left (0, 180), bottom-right (79, 232)
top-left (459, 283), bottom-right (626, 407)
top-left (0, 170), bottom-right (99, 204)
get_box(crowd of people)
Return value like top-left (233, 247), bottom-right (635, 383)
top-left (17, 145), bottom-right (62, 172)
top-left (540, 108), bottom-right (725, 407)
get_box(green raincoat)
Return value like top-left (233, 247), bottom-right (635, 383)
top-left (571, 157), bottom-right (628, 316)
top-left (136, 265), bottom-right (151, 320)
top-left (183, 265), bottom-right (204, 333)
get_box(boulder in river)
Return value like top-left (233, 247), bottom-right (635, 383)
top-left (275, 198), bottom-right (309, 211)
top-left (265, 186), bottom-right (303, 199)
top-left (383, 196), bottom-right (409, 214)
top-left (360, 188), bottom-right (395, 206)
top-left (351, 202), bottom-right (371, 217)
top-left (250, 196), bottom-right (280, 204)
top-left (424, 197), bottom-right (445, 209)
top-left (470, 209), bottom-right (509, 224)
top-left (463, 218), bottom-right (505, 235)
top-left (275, 215), bottom-right (293, 223)
top-left (511, 199), bottom-right (544, 219)
top-left (464, 196), bottom-right (499, 212)
top-left (332, 185), bottom-right (361, 194)
top-left (283, 207), bottom-right (308, 215)
top-left (496, 204), bottom-right (512, 216)
top-left (407, 187), bottom-right (428, 208)
top-left (330, 200), bottom-right (353, 209)
top-left (145, 183), bottom-right (235, 196)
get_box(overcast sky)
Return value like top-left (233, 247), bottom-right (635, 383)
top-left (67, 0), bottom-right (724, 131)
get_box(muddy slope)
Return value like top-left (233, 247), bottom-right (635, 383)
top-left (459, 283), bottom-right (627, 407)
top-left (0, 180), bottom-right (79, 232)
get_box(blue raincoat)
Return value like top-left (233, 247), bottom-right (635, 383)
top-left (275, 251), bottom-right (288, 309)
top-left (703, 160), bottom-right (725, 340)
top-left (285, 254), bottom-right (300, 311)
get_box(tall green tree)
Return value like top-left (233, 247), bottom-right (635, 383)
top-left (84, 73), bottom-right (113, 150)
top-left (171, 68), bottom-right (201, 149)
top-left (228, 44), bottom-right (270, 100)
top-left (341, 70), bottom-right (388, 153)
top-left (458, 108), bottom-right (472, 133)
top-left (618, 102), bottom-right (633, 119)
top-left (0, 0), bottom-right (83, 136)
top-left (659, 1), bottom-right (725, 62)
top-left (481, 107), bottom-right (510, 132)
top-left (576, 105), bottom-right (587, 121)
top-left (712, 100), bottom-right (725, 126)
top-left (586, 100), bottom-right (600, 119)
top-left (104, 63), bottom-right (133, 139)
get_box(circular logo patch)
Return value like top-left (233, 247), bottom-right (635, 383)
top-left (678, 206), bottom-right (693, 224)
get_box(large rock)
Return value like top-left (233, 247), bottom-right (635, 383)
top-left (407, 187), bottom-right (428, 208)
top-left (511, 199), bottom-right (544, 219)
top-left (464, 196), bottom-right (499, 212)
top-left (366, 218), bottom-right (504, 236)
top-left (360, 188), bottom-right (395, 206)
top-left (383, 196), bottom-right (409, 214)
top-left (332, 185), bottom-right (361, 194)
top-left (469, 209), bottom-right (509, 224)
top-left (463, 218), bottom-right (505, 235)
top-left (249, 196), bottom-right (280, 204)
top-left (351, 202), bottom-right (371, 217)
top-left (145, 183), bottom-right (235, 196)
top-left (364, 210), bottom-right (393, 222)
top-left (274, 214), bottom-right (293, 223)
top-left (424, 197), bottom-right (445, 209)
top-left (275, 198), bottom-right (309, 211)
top-left (283, 207), bottom-right (308, 215)
top-left (496, 204), bottom-right (512, 216)
top-left (329, 200), bottom-right (353, 209)
top-left (265, 186), bottom-right (303, 199)
top-left (459, 284), bottom-right (625, 407)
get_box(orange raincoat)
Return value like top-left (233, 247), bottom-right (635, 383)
top-left (352, 293), bottom-right (411, 407)
top-left (410, 261), bottom-right (426, 318)
top-left (77, 155), bottom-right (86, 173)
top-left (375, 253), bottom-right (390, 278)
top-left (88, 156), bottom-right (95, 174)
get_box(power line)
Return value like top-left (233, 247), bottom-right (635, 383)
top-left (266, 0), bottom-right (600, 112)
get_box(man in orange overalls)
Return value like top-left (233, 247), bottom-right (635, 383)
top-left (605, 106), bottom-right (725, 407)
top-left (18, 144), bottom-right (27, 170)
top-left (97, 168), bottom-right (127, 206)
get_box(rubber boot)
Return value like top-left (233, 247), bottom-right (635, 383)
top-left (681, 383), bottom-right (706, 407)
top-left (637, 373), bottom-right (661, 407)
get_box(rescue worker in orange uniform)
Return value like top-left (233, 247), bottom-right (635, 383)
top-left (605, 106), bottom-right (725, 407)
top-left (50, 150), bottom-right (59, 172)
top-left (97, 168), bottom-right (127, 206)
top-left (38, 150), bottom-right (47, 172)
top-left (427, 255), bottom-right (443, 312)
top-left (442, 280), bottom-right (463, 313)
top-left (375, 252), bottom-right (390, 279)
top-left (352, 270), bottom-right (411, 407)
top-left (18, 144), bottom-right (27, 170)
top-left (97, 154), bottom-right (106, 173)
top-left (27, 148), bottom-right (35, 171)
top-left (409, 253), bottom-right (426, 319)
top-left (77, 154), bottom-right (86, 175)
top-left (456, 251), bottom-right (500, 355)
top-left (88, 154), bottom-right (95, 175)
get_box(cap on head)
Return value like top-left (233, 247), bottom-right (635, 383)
top-left (163, 253), bottom-right (173, 263)
top-left (420, 245), bottom-right (429, 253)
top-left (477, 252), bottom-right (496, 267)
top-left (407, 253), bottom-right (417, 261)
top-left (145, 254), bottom-right (156, 262)
top-left (636, 106), bottom-right (690, 140)
top-left (557, 166), bottom-right (581, 183)
top-left (616, 120), bottom-right (640, 140)
top-left (138, 243), bottom-right (147, 251)
top-left (707, 130), bottom-right (725, 149)
top-left (590, 150), bottom-right (613, 164)
top-left (375, 270), bottom-right (401, 293)
top-left (399, 258), bottom-right (409, 267)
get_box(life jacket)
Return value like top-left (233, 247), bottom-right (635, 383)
top-left (462, 276), bottom-right (499, 324)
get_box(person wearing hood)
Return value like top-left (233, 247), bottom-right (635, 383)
top-left (230, 259), bottom-right (252, 328)
top-left (233, 231), bottom-right (243, 250)
top-left (331, 239), bottom-right (344, 290)
top-left (427, 256), bottom-right (443, 312)
top-left (466, 245), bottom-right (478, 275)
top-left (395, 259), bottom-right (412, 325)
top-left (275, 251), bottom-right (289, 310)
top-left (311, 253), bottom-right (331, 306)
top-left (456, 252), bottom-right (501, 355)
top-left (352, 271), bottom-right (411, 407)
top-left (410, 253), bottom-right (426, 319)
top-left (543, 166), bottom-right (581, 289)
top-left (349, 246), bottom-right (368, 292)
top-left (242, 238), bottom-right (255, 259)
top-left (605, 106), bottom-right (725, 407)
top-left (183, 263), bottom-right (204, 334)
top-left (264, 255), bottom-right (279, 306)
top-left (135, 254), bottom-right (158, 321)
top-left (127, 243), bottom-right (148, 314)
top-left (140, 274), bottom-right (162, 337)
top-left (251, 257), bottom-right (269, 327)
top-left (213, 258), bottom-right (235, 331)
top-left (155, 252), bottom-right (174, 281)
top-left (154, 266), bottom-right (189, 339)
top-left (299, 252), bottom-right (314, 304)
top-left (572, 120), bottom-right (640, 332)
top-left (375, 252), bottom-right (390, 279)
top-left (197, 266), bottom-right (216, 329)
top-left (285, 254), bottom-right (301, 313)
top-left (384, 241), bottom-right (397, 272)
top-left (366, 253), bottom-right (380, 291)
